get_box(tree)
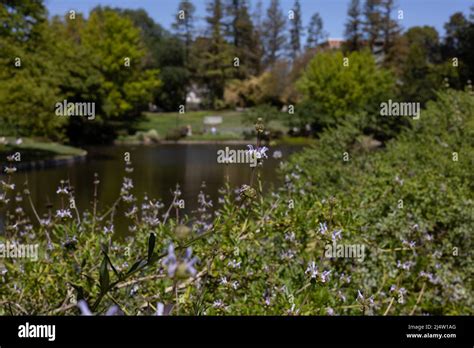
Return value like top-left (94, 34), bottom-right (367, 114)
top-left (0, 0), bottom-right (46, 42)
top-left (442, 12), bottom-right (474, 84)
top-left (0, 20), bottom-right (70, 140)
top-left (172, 0), bottom-right (196, 64)
top-left (380, 0), bottom-right (402, 67)
top-left (306, 13), bottom-right (327, 49)
top-left (120, 8), bottom-right (189, 111)
top-left (344, 0), bottom-right (363, 52)
top-left (399, 26), bottom-right (447, 104)
top-left (289, 0), bottom-right (303, 59)
top-left (363, 0), bottom-right (383, 51)
top-left (296, 50), bottom-right (395, 136)
top-left (72, 7), bottom-right (161, 143)
top-left (225, 0), bottom-right (260, 78)
top-left (193, 0), bottom-right (234, 107)
top-left (262, 0), bottom-right (287, 67)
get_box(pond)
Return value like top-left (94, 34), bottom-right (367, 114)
top-left (2, 144), bottom-right (302, 236)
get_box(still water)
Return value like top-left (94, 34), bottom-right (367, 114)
top-left (4, 144), bottom-right (302, 235)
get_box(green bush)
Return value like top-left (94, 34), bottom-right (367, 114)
top-left (1, 90), bottom-right (472, 315)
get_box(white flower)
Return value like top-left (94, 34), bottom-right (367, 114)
top-left (305, 261), bottom-right (318, 279)
top-left (318, 222), bottom-right (328, 235)
top-left (56, 209), bottom-right (72, 219)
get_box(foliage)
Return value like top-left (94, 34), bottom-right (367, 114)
top-left (1, 90), bottom-right (472, 316)
top-left (296, 50), bottom-right (395, 137)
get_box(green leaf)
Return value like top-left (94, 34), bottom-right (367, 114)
top-left (102, 248), bottom-right (121, 280)
top-left (126, 259), bottom-right (147, 275)
top-left (99, 256), bottom-right (110, 294)
top-left (147, 233), bottom-right (156, 263)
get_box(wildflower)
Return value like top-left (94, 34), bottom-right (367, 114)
top-left (103, 225), bottom-right (114, 235)
top-left (402, 239), bottom-right (416, 248)
top-left (1, 181), bottom-right (15, 191)
top-left (331, 229), bottom-right (342, 241)
top-left (4, 166), bottom-right (17, 175)
top-left (130, 284), bottom-right (139, 296)
top-left (77, 300), bottom-right (120, 316)
top-left (162, 243), bottom-right (178, 277)
top-left (320, 270), bottom-right (331, 283)
top-left (197, 191), bottom-right (213, 208)
top-left (339, 273), bottom-right (351, 284)
top-left (228, 259), bottom-right (241, 269)
top-left (56, 187), bottom-right (69, 195)
top-left (394, 176), bottom-right (404, 186)
top-left (173, 185), bottom-right (182, 197)
top-left (122, 194), bottom-right (135, 203)
top-left (247, 144), bottom-right (269, 165)
top-left (305, 261), bottom-right (318, 279)
top-left (125, 206), bottom-right (138, 217)
top-left (40, 218), bottom-right (52, 227)
top-left (122, 177), bottom-right (133, 191)
top-left (286, 303), bottom-right (299, 315)
top-left (397, 260), bottom-right (415, 270)
top-left (213, 299), bottom-right (225, 309)
top-left (337, 290), bottom-right (346, 302)
top-left (281, 249), bottom-right (296, 260)
top-left (15, 138), bottom-right (23, 145)
top-left (326, 307), bottom-right (335, 316)
top-left (357, 290), bottom-right (364, 301)
top-left (284, 231), bottom-right (296, 242)
top-left (56, 209), bottom-right (72, 219)
top-left (318, 222), bottom-right (328, 235)
top-left (177, 247), bottom-right (199, 278)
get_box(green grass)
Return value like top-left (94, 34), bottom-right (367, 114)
top-left (0, 137), bottom-right (86, 162)
top-left (127, 110), bottom-right (288, 142)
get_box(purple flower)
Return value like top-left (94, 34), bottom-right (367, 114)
top-left (305, 261), bottom-right (318, 279)
top-left (162, 243), bottom-right (178, 277)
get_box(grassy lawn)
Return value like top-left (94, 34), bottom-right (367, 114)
top-left (119, 110), bottom-right (289, 142)
top-left (0, 137), bottom-right (86, 162)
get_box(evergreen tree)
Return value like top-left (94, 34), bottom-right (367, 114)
top-left (194, 0), bottom-right (233, 106)
top-left (289, 0), bottom-right (303, 59)
top-left (381, 0), bottom-right (402, 58)
top-left (262, 0), bottom-right (287, 67)
top-left (225, 0), bottom-right (259, 77)
top-left (363, 0), bottom-right (383, 51)
top-left (344, 0), bottom-right (363, 51)
top-left (306, 13), bottom-right (327, 49)
top-left (172, 0), bottom-right (196, 64)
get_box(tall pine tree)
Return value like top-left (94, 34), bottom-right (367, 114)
top-left (306, 13), bottom-right (327, 49)
top-left (194, 0), bottom-right (233, 106)
top-left (289, 0), bottom-right (303, 59)
top-left (363, 0), bottom-right (383, 51)
top-left (344, 0), bottom-right (363, 52)
top-left (262, 0), bottom-right (287, 67)
top-left (172, 0), bottom-right (196, 64)
top-left (225, 0), bottom-right (259, 77)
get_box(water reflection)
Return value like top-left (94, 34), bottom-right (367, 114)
top-left (2, 144), bottom-right (302, 235)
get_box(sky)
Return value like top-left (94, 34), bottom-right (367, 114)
top-left (44, 0), bottom-right (473, 39)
